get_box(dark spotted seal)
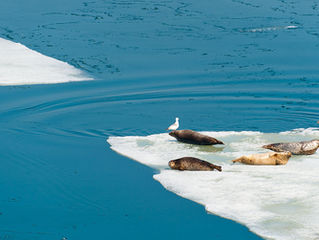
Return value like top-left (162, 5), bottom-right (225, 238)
top-left (169, 130), bottom-right (224, 145)
top-left (232, 152), bottom-right (292, 165)
top-left (169, 157), bottom-right (222, 171)
top-left (262, 139), bottom-right (319, 155)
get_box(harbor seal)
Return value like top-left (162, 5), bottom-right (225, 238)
top-left (169, 157), bottom-right (222, 171)
top-left (169, 130), bottom-right (224, 145)
top-left (232, 152), bottom-right (292, 165)
top-left (262, 139), bottom-right (319, 155)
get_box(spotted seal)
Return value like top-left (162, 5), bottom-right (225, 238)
top-left (232, 152), bottom-right (292, 165)
top-left (262, 140), bottom-right (319, 155)
top-left (169, 157), bottom-right (222, 171)
top-left (169, 130), bottom-right (224, 145)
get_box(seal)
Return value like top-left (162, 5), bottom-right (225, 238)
top-left (232, 152), bottom-right (292, 165)
top-left (262, 139), bottom-right (319, 155)
top-left (169, 130), bottom-right (224, 145)
top-left (169, 157), bottom-right (222, 171)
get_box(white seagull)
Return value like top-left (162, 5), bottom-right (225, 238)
top-left (167, 117), bottom-right (179, 131)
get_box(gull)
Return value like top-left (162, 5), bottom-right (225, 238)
top-left (167, 117), bottom-right (179, 131)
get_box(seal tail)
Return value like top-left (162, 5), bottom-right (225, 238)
top-left (210, 163), bottom-right (222, 172)
top-left (210, 138), bottom-right (224, 145)
top-left (262, 144), bottom-right (272, 150)
top-left (232, 157), bottom-right (242, 163)
top-left (214, 165), bottom-right (222, 172)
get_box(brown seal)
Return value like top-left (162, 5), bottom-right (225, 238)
top-left (169, 130), bottom-right (224, 145)
top-left (262, 139), bottom-right (319, 155)
top-left (169, 157), bottom-right (222, 171)
top-left (232, 152), bottom-right (292, 165)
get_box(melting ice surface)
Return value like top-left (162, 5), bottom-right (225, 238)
top-left (0, 38), bottom-right (92, 85)
top-left (108, 128), bottom-right (319, 240)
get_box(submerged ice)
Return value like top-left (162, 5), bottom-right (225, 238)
top-left (0, 38), bottom-right (92, 85)
top-left (108, 128), bottom-right (319, 240)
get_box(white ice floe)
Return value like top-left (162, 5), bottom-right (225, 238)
top-left (108, 128), bottom-right (319, 240)
top-left (0, 38), bottom-right (92, 86)
top-left (245, 25), bottom-right (298, 33)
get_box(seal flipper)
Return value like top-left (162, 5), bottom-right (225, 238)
top-left (262, 144), bottom-right (272, 150)
top-left (232, 157), bottom-right (244, 163)
top-left (211, 164), bottom-right (222, 172)
top-left (213, 139), bottom-right (224, 145)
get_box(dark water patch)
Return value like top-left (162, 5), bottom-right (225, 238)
top-left (2, 0), bottom-right (318, 80)
top-left (0, 229), bottom-right (55, 240)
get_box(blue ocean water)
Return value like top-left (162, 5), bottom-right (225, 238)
top-left (1, 0), bottom-right (319, 239)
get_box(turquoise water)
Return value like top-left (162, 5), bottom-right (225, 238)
top-left (1, 0), bottom-right (319, 239)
